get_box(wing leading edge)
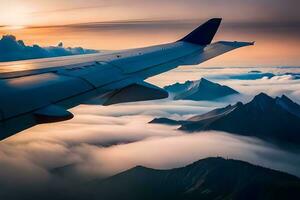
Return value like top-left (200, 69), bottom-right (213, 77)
top-left (0, 18), bottom-right (254, 140)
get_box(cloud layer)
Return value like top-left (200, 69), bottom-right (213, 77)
top-left (0, 35), bottom-right (98, 62)
top-left (1, 66), bottom-right (300, 199)
top-left (1, 107), bottom-right (300, 198)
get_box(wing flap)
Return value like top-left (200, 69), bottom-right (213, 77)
top-left (103, 81), bottom-right (168, 106)
top-left (34, 105), bottom-right (73, 123)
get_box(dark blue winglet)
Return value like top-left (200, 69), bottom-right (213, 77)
top-left (179, 18), bottom-right (222, 46)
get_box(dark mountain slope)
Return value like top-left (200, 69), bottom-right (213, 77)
top-left (151, 93), bottom-right (300, 145)
top-left (180, 93), bottom-right (300, 144)
top-left (86, 157), bottom-right (300, 200)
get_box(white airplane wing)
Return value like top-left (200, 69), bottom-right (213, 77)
top-left (0, 18), bottom-right (253, 140)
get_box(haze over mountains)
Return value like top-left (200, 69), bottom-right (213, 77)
top-left (151, 93), bottom-right (300, 145)
top-left (164, 78), bottom-right (239, 101)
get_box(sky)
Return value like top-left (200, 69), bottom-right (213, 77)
top-left (0, 0), bottom-right (299, 26)
top-left (0, 0), bottom-right (299, 66)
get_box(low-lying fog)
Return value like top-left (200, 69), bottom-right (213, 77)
top-left (1, 66), bottom-right (300, 192)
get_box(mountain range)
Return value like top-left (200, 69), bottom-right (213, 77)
top-left (150, 93), bottom-right (300, 145)
top-left (164, 78), bottom-right (239, 101)
top-left (15, 157), bottom-right (300, 200)
top-left (81, 157), bottom-right (300, 200)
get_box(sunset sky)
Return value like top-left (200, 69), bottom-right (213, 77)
top-left (0, 0), bottom-right (299, 26)
top-left (0, 0), bottom-right (299, 66)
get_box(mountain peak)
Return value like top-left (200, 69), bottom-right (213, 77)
top-left (199, 77), bottom-right (212, 83)
top-left (235, 101), bottom-right (244, 107)
top-left (253, 92), bottom-right (273, 101)
top-left (251, 93), bottom-right (275, 109)
top-left (166, 78), bottom-right (239, 101)
top-left (199, 78), bottom-right (221, 87)
top-left (280, 94), bottom-right (293, 103)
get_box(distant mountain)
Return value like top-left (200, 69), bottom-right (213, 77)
top-left (151, 93), bottom-right (300, 145)
top-left (149, 117), bottom-right (186, 125)
top-left (283, 72), bottom-right (300, 79)
top-left (227, 71), bottom-right (275, 80)
top-left (164, 80), bottom-right (194, 93)
top-left (164, 78), bottom-right (239, 101)
top-left (85, 157), bottom-right (300, 200)
top-left (212, 71), bottom-right (300, 80)
top-left (149, 104), bottom-right (238, 126)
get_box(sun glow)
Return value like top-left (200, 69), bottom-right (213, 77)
top-left (4, 25), bottom-right (26, 30)
top-left (1, 4), bottom-right (31, 27)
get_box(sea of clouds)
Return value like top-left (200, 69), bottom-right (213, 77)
top-left (1, 66), bottom-right (300, 198)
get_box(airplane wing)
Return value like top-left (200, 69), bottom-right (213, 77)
top-left (0, 18), bottom-right (253, 140)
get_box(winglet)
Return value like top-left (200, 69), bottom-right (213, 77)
top-left (179, 18), bottom-right (222, 46)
